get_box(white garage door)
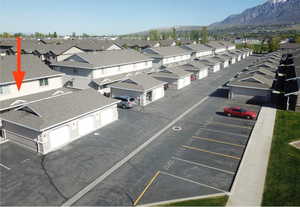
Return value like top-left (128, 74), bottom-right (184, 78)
top-left (101, 108), bottom-right (114, 126)
top-left (49, 126), bottom-right (71, 149)
top-left (224, 61), bottom-right (229, 68)
top-left (78, 116), bottom-right (95, 136)
top-left (184, 76), bottom-right (191, 86)
top-left (214, 64), bottom-right (220, 72)
top-left (153, 87), bottom-right (164, 100)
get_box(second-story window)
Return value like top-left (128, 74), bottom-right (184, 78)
top-left (0, 85), bottom-right (10, 95)
top-left (39, 78), bottom-right (49, 87)
top-left (73, 69), bottom-right (78, 74)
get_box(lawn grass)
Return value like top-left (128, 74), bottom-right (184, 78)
top-left (262, 110), bottom-right (300, 206)
top-left (162, 195), bottom-right (228, 206)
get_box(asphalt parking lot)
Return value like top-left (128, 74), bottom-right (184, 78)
top-left (0, 56), bottom-right (261, 206)
top-left (72, 96), bottom-right (260, 206)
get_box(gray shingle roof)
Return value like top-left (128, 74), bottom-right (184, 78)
top-left (0, 89), bottom-right (119, 131)
top-left (217, 41), bottom-right (235, 47)
top-left (110, 73), bottom-right (165, 92)
top-left (188, 61), bottom-right (210, 70)
top-left (205, 41), bottom-right (226, 49)
top-left (0, 88), bottom-right (76, 111)
top-left (180, 63), bottom-right (209, 72)
top-left (115, 39), bottom-right (159, 48)
top-left (228, 73), bottom-right (274, 89)
top-left (182, 44), bottom-right (213, 52)
top-left (92, 73), bottom-right (130, 86)
top-left (197, 57), bottom-right (221, 65)
top-left (0, 54), bottom-right (63, 85)
top-left (151, 67), bottom-right (192, 79)
top-left (246, 68), bottom-right (276, 77)
top-left (53, 49), bottom-right (152, 69)
top-left (144, 46), bottom-right (191, 58)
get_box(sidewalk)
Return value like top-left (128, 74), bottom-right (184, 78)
top-left (227, 107), bottom-right (277, 206)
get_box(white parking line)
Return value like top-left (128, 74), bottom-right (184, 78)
top-left (172, 157), bottom-right (235, 175)
top-left (0, 163), bottom-right (11, 171)
top-left (160, 171), bottom-right (228, 193)
top-left (62, 96), bottom-right (209, 206)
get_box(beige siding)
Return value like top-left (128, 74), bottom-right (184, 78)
top-left (0, 76), bottom-right (63, 101)
top-left (92, 61), bottom-right (152, 79)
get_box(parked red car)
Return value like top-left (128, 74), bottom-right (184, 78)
top-left (223, 107), bottom-right (257, 120)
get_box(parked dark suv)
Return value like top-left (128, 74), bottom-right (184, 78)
top-left (114, 96), bottom-right (137, 109)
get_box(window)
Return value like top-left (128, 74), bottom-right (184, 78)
top-left (0, 85), bottom-right (10, 95)
top-left (39, 78), bottom-right (49, 87)
top-left (73, 69), bottom-right (78, 74)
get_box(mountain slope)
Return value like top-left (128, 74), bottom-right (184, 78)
top-left (211, 0), bottom-right (300, 27)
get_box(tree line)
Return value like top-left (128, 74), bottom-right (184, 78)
top-left (147, 27), bottom-right (209, 44)
top-left (236, 33), bottom-right (300, 53)
top-left (0, 32), bottom-right (58, 38)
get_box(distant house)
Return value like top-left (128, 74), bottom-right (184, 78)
top-left (218, 53), bottom-right (237, 64)
top-left (115, 39), bottom-right (159, 50)
top-left (142, 46), bottom-right (191, 68)
top-left (74, 40), bottom-right (122, 52)
top-left (51, 49), bottom-right (153, 93)
top-left (0, 55), bottom-right (64, 102)
top-left (218, 41), bottom-right (236, 51)
top-left (151, 67), bottom-right (192, 90)
top-left (159, 40), bottom-right (177, 47)
top-left (180, 62), bottom-right (209, 80)
top-left (205, 42), bottom-right (227, 54)
top-left (110, 74), bottom-right (166, 106)
top-left (213, 55), bottom-right (231, 69)
top-left (0, 89), bottom-right (120, 154)
top-left (228, 50), bottom-right (243, 62)
top-left (32, 44), bottom-right (85, 62)
top-left (181, 44), bottom-right (214, 59)
top-left (195, 57), bottom-right (222, 73)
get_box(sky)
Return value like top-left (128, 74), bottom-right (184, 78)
top-left (1, 0), bottom-right (266, 35)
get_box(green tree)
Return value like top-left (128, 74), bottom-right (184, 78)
top-left (171, 27), bottom-right (177, 40)
top-left (14, 33), bottom-right (24, 37)
top-left (268, 37), bottom-right (280, 52)
top-left (296, 36), bottom-right (300, 43)
top-left (2, 32), bottom-right (12, 38)
top-left (34, 32), bottom-right (45, 38)
top-left (200, 27), bottom-right (209, 44)
top-left (53, 32), bottom-right (58, 38)
top-left (162, 32), bottom-right (172, 40)
top-left (82, 33), bottom-right (89, 37)
top-left (190, 30), bottom-right (200, 42)
top-left (149, 30), bottom-right (160, 41)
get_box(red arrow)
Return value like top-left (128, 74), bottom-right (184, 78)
top-left (12, 37), bottom-right (26, 91)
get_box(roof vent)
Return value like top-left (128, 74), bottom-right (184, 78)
top-left (52, 90), bottom-right (64, 96)
top-left (10, 100), bottom-right (27, 106)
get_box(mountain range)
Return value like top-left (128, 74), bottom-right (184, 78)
top-left (126, 0), bottom-right (300, 36)
top-left (211, 0), bottom-right (300, 27)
